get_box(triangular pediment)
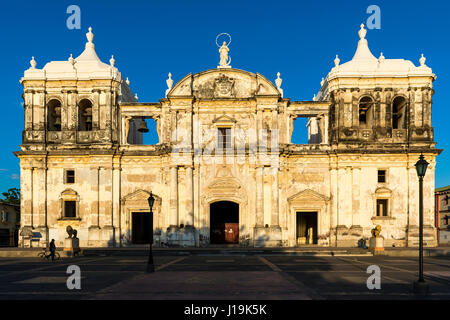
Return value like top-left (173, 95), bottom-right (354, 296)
top-left (288, 189), bottom-right (330, 202)
top-left (208, 178), bottom-right (241, 190)
top-left (122, 189), bottom-right (161, 202)
top-left (212, 114), bottom-right (237, 125)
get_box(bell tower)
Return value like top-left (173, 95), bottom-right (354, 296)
top-left (20, 27), bottom-right (136, 150)
top-left (17, 27), bottom-right (136, 247)
top-left (317, 24), bottom-right (436, 149)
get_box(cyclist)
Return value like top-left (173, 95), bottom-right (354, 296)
top-left (47, 239), bottom-right (56, 261)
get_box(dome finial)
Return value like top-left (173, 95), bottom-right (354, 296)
top-left (110, 55), bottom-right (115, 67)
top-left (358, 23), bottom-right (367, 40)
top-left (126, 77), bottom-right (130, 86)
top-left (86, 27), bottom-right (94, 44)
top-left (419, 53), bottom-right (426, 66)
top-left (30, 56), bottom-right (37, 69)
top-left (134, 93), bottom-right (138, 100)
top-left (320, 77), bottom-right (324, 86)
top-left (334, 55), bottom-right (340, 67)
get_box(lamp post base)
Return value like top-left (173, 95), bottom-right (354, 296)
top-left (146, 243), bottom-right (155, 273)
top-left (413, 280), bottom-right (429, 295)
top-left (146, 263), bottom-right (155, 273)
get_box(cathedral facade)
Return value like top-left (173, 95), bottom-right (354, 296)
top-left (16, 25), bottom-right (440, 248)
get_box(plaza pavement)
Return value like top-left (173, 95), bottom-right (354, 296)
top-left (0, 254), bottom-right (449, 300)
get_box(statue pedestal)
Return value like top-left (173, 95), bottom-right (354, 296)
top-left (64, 238), bottom-right (80, 257)
top-left (253, 226), bottom-right (282, 247)
top-left (165, 226), bottom-right (180, 247)
top-left (369, 236), bottom-right (384, 253)
top-left (179, 226), bottom-right (196, 247)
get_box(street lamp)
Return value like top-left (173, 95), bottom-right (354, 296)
top-left (413, 153), bottom-right (429, 295)
top-left (146, 191), bottom-right (155, 273)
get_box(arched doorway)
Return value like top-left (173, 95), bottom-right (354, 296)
top-left (210, 201), bottom-right (239, 244)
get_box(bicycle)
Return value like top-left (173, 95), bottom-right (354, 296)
top-left (38, 248), bottom-right (61, 260)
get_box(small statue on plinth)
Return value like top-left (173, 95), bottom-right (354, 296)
top-left (66, 225), bottom-right (78, 239)
top-left (369, 225), bottom-right (384, 252)
top-left (64, 225), bottom-right (81, 256)
top-left (371, 225), bottom-right (381, 238)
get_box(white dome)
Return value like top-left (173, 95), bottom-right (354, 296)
top-left (21, 27), bottom-right (122, 82)
top-left (326, 24), bottom-right (434, 80)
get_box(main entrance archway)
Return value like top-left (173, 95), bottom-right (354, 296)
top-left (210, 201), bottom-right (239, 244)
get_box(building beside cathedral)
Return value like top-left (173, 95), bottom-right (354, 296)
top-left (16, 24), bottom-right (441, 248)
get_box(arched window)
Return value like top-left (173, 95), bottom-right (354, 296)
top-left (359, 96), bottom-right (374, 128)
top-left (392, 96), bottom-right (407, 129)
top-left (78, 99), bottom-right (93, 131)
top-left (47, 99), bottom-right (61, 131)
top-left (59, 189), bottom-right (80, 220)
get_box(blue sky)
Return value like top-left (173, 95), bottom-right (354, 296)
top-left (0, 0), bottom-right (449, 194)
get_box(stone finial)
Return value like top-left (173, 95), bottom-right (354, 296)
top-left (126, 77), bottom-right (130, 86)
top-left (378, 52), bottom-right (385, 63)
top-left (166, 72), bottom-right (173, 90)
top-left (68, 53), bottom-right (75, 65)
top-left (110, 55), bottom-right (115, 67)
top-left (358, 23), bottom-right (367, 40)
top-left (320, 77), bottom-right (324, 87)
top-left (334, 55), bottom-right (340, 67)
top-left (275, 72), bottom-right (283, 97)
top-left (313, 94), bottom-right (316, 101)
top-left (86, 27), bottom-right (94, 44)
top-left (30, 56), bottom-right (37, 69)
top-left (165, 72), bottom-right (173, 97)
top-left (419, 53), bottom-right (426, 66)
top-left (134, 93), bottom-right (138, 100)
top-left (275, 72), bottom-right (282, 88)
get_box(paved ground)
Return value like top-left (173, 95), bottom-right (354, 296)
top-left (0, 254), bottom-right (449, 300)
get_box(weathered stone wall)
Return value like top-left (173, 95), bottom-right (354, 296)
top-left (16, 69), bottom-right (439, 248)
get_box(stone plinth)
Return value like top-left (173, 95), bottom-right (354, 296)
top-left (369, 236), bottom-right (384, 253)
top-left (253, 226), bottom-right (282, 247)
top-left (165, 226), bottom-right (180, 247)
top-left (64, 237), bottom-right (80, 256)
top-left (179, 226), bottom-right (196, 247)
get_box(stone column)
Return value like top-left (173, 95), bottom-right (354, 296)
top-left (185, 166), bottom-right (194, 226)
top-left (169, 166), bottom-right (178, 227)
top-left (407, 163), bottom-right (419, 247)
top-left (112, 162), bottom-right (121, 246)
top-left (350, 167), bottom-right (362, 241)
top-left (330, 165), bottom-right (338, 246)
top-left (255, 166), bottom-right (264, 227)
top-left (271, 167), bottom-right (279, 226)
top-left (408, 165), bottom-right (418, 226)
top-left (88, 167), bottom-right (101, 246)
top-left (101, 167), bottom-right (114, 246)
top-left (352, 167), bottom-right (361, 227)
top-left (22, 167), bottom-right (33, 227)
top-left (268, 166), bottom-right (282, 246)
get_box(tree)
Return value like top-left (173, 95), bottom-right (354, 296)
top-left (1, 188), bottom-right (20, 205)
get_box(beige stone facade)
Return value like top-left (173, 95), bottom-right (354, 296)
top-left (16, 26), bottom-right (441, 248)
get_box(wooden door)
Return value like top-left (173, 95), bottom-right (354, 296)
top-left (224, 223), bottom-right (239, 244)
top-left (132, 212), bottom-right (150, 244)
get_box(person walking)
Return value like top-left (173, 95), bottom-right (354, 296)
top-left (48, 239), bottom-right (56, 261)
